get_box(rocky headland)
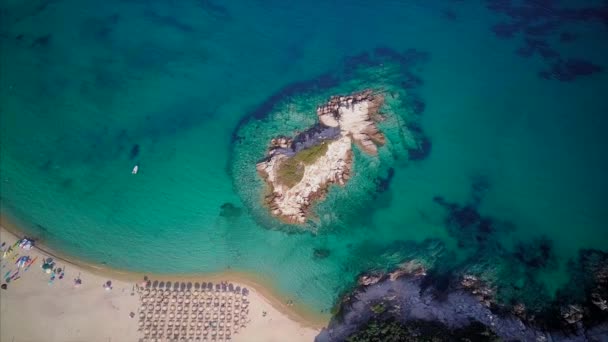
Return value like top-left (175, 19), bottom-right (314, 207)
top-left (256, 90), bottom-right (386, 224)
top-left (316, 259), bottom-right (608, 342)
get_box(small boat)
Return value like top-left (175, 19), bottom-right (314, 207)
top-left (132, 164), bottom-right (139, 174)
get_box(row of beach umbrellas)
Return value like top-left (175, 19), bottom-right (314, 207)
top-left (137, 280), bottom-right (251, 342)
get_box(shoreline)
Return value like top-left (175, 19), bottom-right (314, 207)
top-left (0, 216), bottom-right (329, 330)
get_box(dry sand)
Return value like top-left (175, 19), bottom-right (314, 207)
top-left (0, 227), bottom-right (322, 342)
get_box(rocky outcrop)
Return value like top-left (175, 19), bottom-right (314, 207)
top-left (257, 90), bottom-right (386, 224)
top-left (317, 267), bottom-right (608, 342)
top-left (460, 274), bottom-right (495, 308)
top-left (591, 262), bottom-right (608, 312)
top-left (316, 90), bottom-right (386, 155)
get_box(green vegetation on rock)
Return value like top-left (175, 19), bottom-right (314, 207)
top-left (276, 142), bottom-right (329, 188)
top-left (346, 319), bottom-right (501, 342)
top-left (370, 303), bottom-right (386, 314)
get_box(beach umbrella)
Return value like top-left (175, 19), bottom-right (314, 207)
top-left (235, 286), bottom-right (240, 293)
top-left (242, 288), bottom-right (248, 296)
top-left (228, 284), bottom-right (234, 292)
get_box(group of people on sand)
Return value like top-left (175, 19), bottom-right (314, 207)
top-left (0, 237), bottom-right (85, 290)
top-left (1, 238), bottom-right (38, 289)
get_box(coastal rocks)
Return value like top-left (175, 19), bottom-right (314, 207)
top-left (460, 275), bottom-right (495, 308)
top-left (317, 270), bottom-right (551, 342)
top-left (389, 260), bottom-right (426, 281)
top-left (591, 260), bottom-right (608, 312)
top-left (358, 272), bottom-right (385, 287)
top-left (561, 304), bottom-right (584, 325)
top-left (257, 90), bottom-right (386, 224)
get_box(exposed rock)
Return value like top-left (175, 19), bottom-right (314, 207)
top-left (591, 292), bottom-right (608, 311)
top-left (561, 304), bottom-right (584, 325)
top-left (389, 260), bottom-right (426, 281)
top-left (460, 275), bottom-right (495, 308)
top-left (257, 90), bottom-right (386, 224)
top-left (358, 272), bottom-right (385, 286)
top-left (512, 303), bottom-right (527, 319)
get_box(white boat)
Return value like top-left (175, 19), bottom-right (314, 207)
top-left (132, 165), bottom-right (139, 174)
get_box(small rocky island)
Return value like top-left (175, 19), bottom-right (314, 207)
top-left (256, 90), bottom-right (386, 224)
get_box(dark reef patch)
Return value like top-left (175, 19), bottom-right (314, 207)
top-left (129, 144), bottom-right (140, 160)
top-left (407, 134), bottom-right (432, 161)
top-left (142, 9), bottom-right (195, 33)
top-left (31, 34), bottom-right (52, 48)
top-left (219, 202), bottom-right (243, 218)
top-left (313, 248), bottom-right (331, 260)
top-left (441, 8), bottom-right (458, 21)
top-left (513, 236), bottom-right (557, 270)
top-left (198, 0), bottom-right (231, 21)
top-left (539, 58), bottom-right (604, 82)
top-left (484, 0), bottom-right (607, 81)
top-left (375, 168), bottom-right (395, 194)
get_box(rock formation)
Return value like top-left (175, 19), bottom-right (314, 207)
top-left (256, 90), bottom-right (386, 224)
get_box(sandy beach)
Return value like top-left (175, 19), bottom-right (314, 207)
top-left (0, 227), bottom-right (322, 342)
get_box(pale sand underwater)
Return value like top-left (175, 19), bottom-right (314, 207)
top-left (0, 227), bottom-right (321, 342)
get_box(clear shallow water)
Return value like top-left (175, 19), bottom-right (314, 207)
top-left (1, 0), bottom-right (607, 313)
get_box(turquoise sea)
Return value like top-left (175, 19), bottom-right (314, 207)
top-left (1, 0), bottom-right (607, 314)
